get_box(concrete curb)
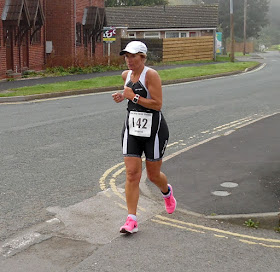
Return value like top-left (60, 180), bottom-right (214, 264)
top-left (0, 63), bottom-right (263, 104)
top-left (206, 212), bottom-right (280, 230)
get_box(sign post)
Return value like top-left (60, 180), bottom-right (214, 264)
top-left (230, 0), bottom-right (235, 62)
top-left (216, 32), bottom-right (223, 56)
top-left (103, 27), bottom-right (116, 66)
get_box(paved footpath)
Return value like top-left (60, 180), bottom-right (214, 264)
top-left (163, 112), bottom-right (280, 220)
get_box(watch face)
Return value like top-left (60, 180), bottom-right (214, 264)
top-left (133, 95), bottom-right (138, 103)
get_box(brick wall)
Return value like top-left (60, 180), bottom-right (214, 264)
top-left (28, 28), bottom-right (46, 71)
top-left (46, 0), bottom-right (105, 67)
top-left (0, 0), bottom-right (6, 78)
top-left (46, 0), bottom-right (74, 60)
top-left (0, 0), bottom-right (46, 79)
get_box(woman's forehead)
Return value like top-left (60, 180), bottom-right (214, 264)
top-left (125, 52), bottom-right (138, 57)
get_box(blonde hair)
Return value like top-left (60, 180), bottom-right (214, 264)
top-left (139, 53), bottom-right (147, 63)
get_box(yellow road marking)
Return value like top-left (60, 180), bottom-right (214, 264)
top-left (239, 239), bottom-right (280, 249)
top-left (109, 178), bottom-right (126, 201)
top-left (167, 141), bottom-right (179, 147)
top-left (99, 161), bottom-right (146, 212)
top-left (213, 117), bottom-right (250, 131)
top-left (99, 162), bottom-right (124, 191)
top-left (214, 234), bottom-right (228, 239)
top-left (213, 119), bottom-right (253, 132)
top-left (116, 202), bottom-right (129, 210)
top-left (151, 219), bottom-right (205, 233)
top-left (156, 215), bottom-right (280, 244)
top-left (239, 239), bottom-right (258, 245)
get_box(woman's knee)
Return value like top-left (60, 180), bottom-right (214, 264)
top-left (126, 168), bottom-right (142, 183)
top-left (147, 169), bottom-right (161, 183)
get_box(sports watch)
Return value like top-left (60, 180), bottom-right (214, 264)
top-left (132, 94), bottom-right (140, 104)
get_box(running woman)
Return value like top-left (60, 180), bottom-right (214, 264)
top-left (112, 41), bottom-right (176, 234)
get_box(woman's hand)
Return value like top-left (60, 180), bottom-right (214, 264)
top-left (112, 92), bottom-right (124, 103)
top-left (123, 86), bottom-right (135, 101)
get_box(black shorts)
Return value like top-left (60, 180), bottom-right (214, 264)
top-left (122, 111), bottom-right (169, 161)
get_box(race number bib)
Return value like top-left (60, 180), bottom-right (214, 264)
top-left (129, 111), bottom-right (153, 137)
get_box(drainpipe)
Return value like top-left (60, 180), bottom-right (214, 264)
top-left (18, 27), bottom-right (21, 74)
top-left (74, 0), bottom-right (76, 61)
top-left (213, 29), bottom-right (217, 61)
top-left (44, 0), bottom-right (47, 66)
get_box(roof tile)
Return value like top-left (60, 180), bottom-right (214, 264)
top-left (106, 5), bottom-right (218, 29)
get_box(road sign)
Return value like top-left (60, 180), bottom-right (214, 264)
top-left (103, 27), bottom-right (116, 43)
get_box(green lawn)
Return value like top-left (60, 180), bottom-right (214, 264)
top-left (0, 61), bottom-right (259, 97)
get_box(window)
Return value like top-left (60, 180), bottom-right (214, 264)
top-left (144, 32), bottom-right (160, 39)
top-left (165, 32), bottom-right (188, 38)
top-left (165, 32), bottom-right (179, 38)
top-left (83, 28), bottom-right (89, 46)
top-left (96, 32), bottom-right (102, 42)
top-left (31, 27), bottom-right (41, 44)
top-left (76, 23), bottom-right (82, 45)
top-left (128, 32), bottom-right (136, 39)
top-left (189, 32), bottom-right (197, 37)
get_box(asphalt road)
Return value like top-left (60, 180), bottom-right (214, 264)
top-left (0, 51), bottom-right (280, 271)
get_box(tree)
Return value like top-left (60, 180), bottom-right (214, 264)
top-left (192, 0), bottom-right (270, 40)
top-left (105, 0), bottom-right (169, 6)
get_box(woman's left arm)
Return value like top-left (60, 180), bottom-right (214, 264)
top-left (123, 69), bottom-right (162, 111)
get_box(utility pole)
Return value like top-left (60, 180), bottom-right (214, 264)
top-left (243, 0), bottom-right (247, 55)
top-left (230, 0), bottom-right (235, 62)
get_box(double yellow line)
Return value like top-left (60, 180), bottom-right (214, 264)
top-left (153, 215), bottom-right (280, 249)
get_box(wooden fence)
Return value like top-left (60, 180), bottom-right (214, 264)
top-left (121, 38), bottom-right (163, 62)
top-left (121, 36), bottom-right (214, 62)
top-left (163, 36), bottom-right (214, 62)
top-left (226, 41), bottom-right (254, 53)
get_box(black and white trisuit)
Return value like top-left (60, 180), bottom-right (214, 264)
top-left (122, 66), bottom-right (169, 161)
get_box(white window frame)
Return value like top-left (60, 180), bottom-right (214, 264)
top-left (144, 32), bottom-right (160, 39)
top-left (165, 32), bottom-right (179, 38)
top-left (165, 32), bottom-right (189, 38)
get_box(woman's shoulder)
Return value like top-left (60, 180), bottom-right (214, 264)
top-left (121, 70), bottom-right (130, 80)
top-left (146, 67), bottom-right (160, 79)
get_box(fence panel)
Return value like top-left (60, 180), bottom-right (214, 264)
top-left (121, 36), bottom-right (214, 62)
top-left (163, 36), bottom-right (214, 62)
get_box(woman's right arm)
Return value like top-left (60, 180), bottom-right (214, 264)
top-left (112, 70), bottom-right (129, 103)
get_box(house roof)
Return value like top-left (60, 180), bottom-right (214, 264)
top-left (1, 0), bottom-right (30, 25)
top-left (83, 6), bottom-right (99, 27)
top-left (105, 5), bottom-right (219, 30)
top-left (82, 6), bottom-right (107, 36)
top-left (1, 0), bottom-right (45, 26)
top-left (26, 0), bottom-right (45, 26)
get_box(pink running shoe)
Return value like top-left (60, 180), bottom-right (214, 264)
top-left (163, 184), bottom-right (177, 214)
top-left (120, 216), bottom-right (138, 234)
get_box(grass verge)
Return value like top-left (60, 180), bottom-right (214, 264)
top-left (0, 61), bottom-right (259, 97)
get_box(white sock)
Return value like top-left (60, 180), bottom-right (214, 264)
top-left (128, 214), bottom-right (137, 221)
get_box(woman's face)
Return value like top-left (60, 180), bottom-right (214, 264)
top-left (124, 53), bottom-right (145, 70)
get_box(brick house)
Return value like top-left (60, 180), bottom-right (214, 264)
top-left (0, 0), bottom-right (106, 79)
top-left (45, 0), bottom-right (106, 67)
top-left (0, 0), bottom-right (46, 79)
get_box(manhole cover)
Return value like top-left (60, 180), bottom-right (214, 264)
top-left (220, 182), bottom-right (238, 188)
top-left (211, 191), bottom-right (231, 197)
